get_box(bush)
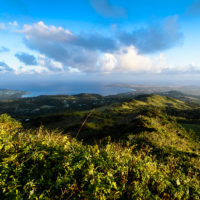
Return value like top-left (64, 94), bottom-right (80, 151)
top-left (0, 115), bottom-right (199, 199)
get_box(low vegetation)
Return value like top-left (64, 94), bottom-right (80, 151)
top-left (0, 94), bottom-right (200, 199)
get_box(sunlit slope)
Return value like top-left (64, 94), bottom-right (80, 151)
top-left (22, 95), bottom-right (200, 175)
top-left (27, 95), bottom-right (194, 137)
top-left (0, 114), bottom-right (199, 199)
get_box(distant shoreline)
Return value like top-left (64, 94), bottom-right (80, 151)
top-left (21, 85), bottom-right (133, 98)
top-left (3, 83), bottom-right (200, 100)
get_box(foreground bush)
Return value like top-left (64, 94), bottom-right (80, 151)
top-left (0, 114), bottom-right (199, 199)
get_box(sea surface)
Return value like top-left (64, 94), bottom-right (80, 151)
top-left (21, 82), bottom-right (132, 97)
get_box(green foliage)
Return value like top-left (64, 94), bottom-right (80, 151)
top-left (0, 115), bottom-right (200, 199)
top-left (0, 113), bottom-right (22, 129)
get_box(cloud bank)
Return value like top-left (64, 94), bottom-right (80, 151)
top-left (18, 17), bottom-right (184, 74)
top-left (21, 22), bottom-right (117, 72)
top-left (119, 16), bottom-right (183, 54)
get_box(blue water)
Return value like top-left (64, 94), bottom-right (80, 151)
top-left (20, 82), bottom-right (132, 97)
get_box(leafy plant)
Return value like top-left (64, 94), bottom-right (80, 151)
top-left (0, 115), bottom-right (199, 199)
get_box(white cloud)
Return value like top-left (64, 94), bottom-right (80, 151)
top-left (99, 46), bottom-right (170, 73)
top-left (20, 21), bottom-right (116, 73)
top-left (15, 21), bottom-right (200, 76)
top-left (68, 67), bottom-right (80, 73)
top-left (99, 53), bottom-right (117, 72)
top-left (21, 21), bottom-right (116, 52)
top-left (164, 63), bottom-right (200, 74)
top-left (34, 66), bottom-right (49, 74)
top-left (38, 55), bottom-right (64, 72)
top-left (15, 65), bottom-right (48, 75)
top-left (115, 46), bottom-right (153, 72)
top-left (14, 54), bottom-right (64, 74)
top-left (22, 21), bottom-right (73, 41)
top-left (20, 21), bottom-right (172, 74)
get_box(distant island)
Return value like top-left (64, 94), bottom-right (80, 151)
top-left (108, 83), bottom-right (200, 96)
top-left (0, 89), bottom-right (29, 100)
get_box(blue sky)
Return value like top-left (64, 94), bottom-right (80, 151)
top-left (1, 0), bottom-right (200, 85)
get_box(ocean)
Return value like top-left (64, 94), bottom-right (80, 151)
top-left (20, 81), bottom-right (132, 97)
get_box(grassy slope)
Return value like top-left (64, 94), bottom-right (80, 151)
top-left (0, 114), bottom-right (200, 199)
top-left (1, 95), bottom-right (200, 199)
top-left (25, 95), bottom-right (196, 138)
top-left (23, 95), bottom-right (200, 159)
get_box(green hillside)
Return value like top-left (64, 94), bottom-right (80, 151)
top-left (24, 94), bottom-right (198, 141)
top-left (0, 94), bottom-right (200, 199)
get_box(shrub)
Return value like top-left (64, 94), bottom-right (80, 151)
top-left (0, 115), bottom-right (199, 199)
